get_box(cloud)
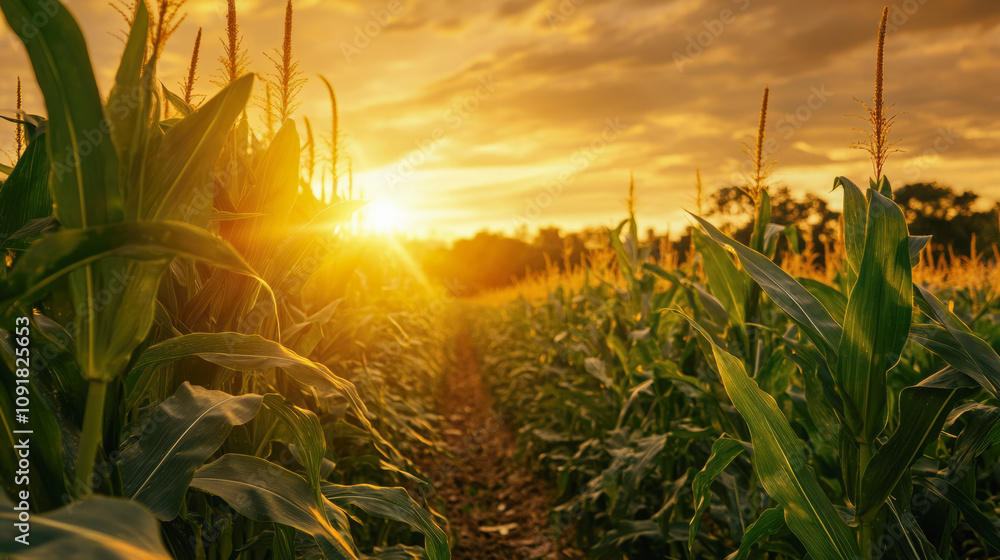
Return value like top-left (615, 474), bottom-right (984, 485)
top-left (0, 0), bottom-right (997, 237)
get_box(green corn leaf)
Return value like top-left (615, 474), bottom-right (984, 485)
top-left (678, 311), bottom-right (860, 560)
top-left (191, 454), bottom-right (360, 560)
top-left (273, 525), bottom-right (296, 560)
top-left (908, 236), bottom-right (932, 267)
top-left (222, 120), bottom-right (301, 266)
top-left (213, 120), bottom-right (301, 331)
top-left (0, 0), bottom-right (131, 384)
top-left (610, 219), bottom-right (638, 299)
top-left (911, 286), bottom-right (1000, 398)
top-left (108, 0), bottom-right (152, 207)
top-left (266, 200), bottom-right (369, 291)
top-left (162, 85), bottom-right (195, 117)
top-left (943, 406), bottom-right (1000, 478)
top-left (584, 357), bottom-right (615, 389)
top-left (881, 477), bottom-right (942, 560)
top-left (692, 283), bottom-right (730, 333)
top-left (321, 483), bottom-right (451, 560)
top-left (913, 476), bottom-right (1000, 550)
top-left (0, 0), bottom-right (122, 228)
top-left (763, 223), bottom-right (799, 259)
top-left (365, 545), bottom-right (435, 559)
top-left (621, 434), bottom-right (667, 492)
top-left (143, 74), bottom-right (254, 224)
top-left (0, 220), bottom-right (269, 385)
top-left (3, 216), bottom-right (56, 250)
top-left (118, 382), bottom-right (267, 520)
top-left (836, 189), bottom-right (912, 443)
top-left (692, 228), bottom-right (747, 331)
top-left (784, 330), bottom-right (846, 445)
top-left (261, 397), bottom-right (328, 501)
top-left (832, 177), bottom-right (868, 273)
top-left (689, 435), bottom-right (747, 553)
top-left (123, 332), bottom-right (397, 460)
top-left (749, 188), bottom-right (771, 254)
top-left (797, 278), bottom-right (847, 327)
top-left (725, 505), bottom-right (785, 560)
top-left (0, 134), bottom-right (51, 251)
top-left (0, 221), bottom-right (265, 316)
top-left (856, 368), bottom-right (976, 519)
top-left (688, 213), bottom-right (843, 363)
top-left (873, 175), bottom-right (893, 198)
top-left (840, 430), bottom-right (861, 506)
top-left (0, 494), bottom-right (171, 559)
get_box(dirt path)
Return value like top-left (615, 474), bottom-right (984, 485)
top-left (421, 330), bottom-right (583, 560)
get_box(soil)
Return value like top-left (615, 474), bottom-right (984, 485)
top-left (419, 330), bottom-right (585, 560)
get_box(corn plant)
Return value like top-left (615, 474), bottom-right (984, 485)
top-left (0, 1), bottom-right (450, 558)
top-left (471, 9), bottom-right (1000, 560)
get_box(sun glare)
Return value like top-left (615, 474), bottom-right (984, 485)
top-left (363, 198), bottom-right (408, 233)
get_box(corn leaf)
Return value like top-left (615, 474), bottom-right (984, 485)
top-left (689, 435), bottom-right (746, 553)
top-left (678, 311), bottom-right (859, 560)
top-left (856, 368), bottom-right (976, 519)
top-left (274, 525), bottom-right (296, 560)
top-left (0, 134), bottom-right (51, 251)
top-left (797, 278), bottom-right (847, 327)
top-left (881, 477), bottom-right (942, 560)
top-left (143, 74), bottom-right (255, 225)
top-left (832, 177), bottom-right (867, 273)
top-left (688, 213), bottom-right (843, 363)
top-left (261, 397), bottom-right (329, 502)
top-left (0, 221), bottom-right (264, 315)
top-left (213, 121), bottom-right (301, 331)
top-left (836, 189), bottom-right (912, 443)
top-left (725, 506), bottom-right (785, 560)
top-left (119, 382), bottom-right (268, 520)
top-left (942, 406), bottom-right (1000, 478)
top-left (191, 454), bottom-right (359, 560)
top-left (162, 85), bottom-right (195, 117)
top-left (108, 0), bottom-right (152, 209)
top-left (763, 223), bottom-right (799, 259)
top-left (0, 0), bottom-right (121, 227)
top-left (692, 228), bottom-right (747, 332)
top-left (784, 330), bottom-right (846, 445)
top-left (911, 286), bottom-right (1000, 398)
top-left (0, 0), bottom-right (132, 382)
top-left (913, 476), bottom-right (1000, 550)
top-left (0, 494), bottom-right (171, 559)
top-left (908, 236), bottom-right (932, 267)
top-left (123, 332), bottom-right (396, 459)
top-left (321, 483), bottom-right (451, 560)
top-left (267, 200), bottom-right (369, 292)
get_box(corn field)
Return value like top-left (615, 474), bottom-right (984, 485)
top-left (1, 1), bottom-right (999, 560)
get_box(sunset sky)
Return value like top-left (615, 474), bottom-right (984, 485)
top-left (1, 0), bottom-right (999, 239)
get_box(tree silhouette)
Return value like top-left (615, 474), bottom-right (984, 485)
top-left (893, 183), bottom-right (999, 257)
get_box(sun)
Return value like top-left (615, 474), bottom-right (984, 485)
top-left (362, 198), bottom-right (408, 234)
